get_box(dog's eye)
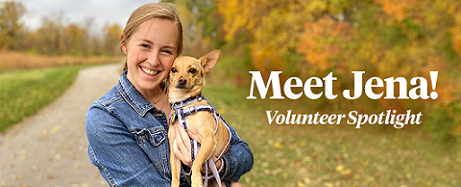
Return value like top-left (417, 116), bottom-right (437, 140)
top-left (188, 68), bottom-right (197, 74)
top-left (171, 67), bottom-right (177, 73)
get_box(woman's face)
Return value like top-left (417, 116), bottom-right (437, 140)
top-left (122, 18), bottom-right (178, 97)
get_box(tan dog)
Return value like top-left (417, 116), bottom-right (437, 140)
top-left (168, 50), bottom-right (230, 187)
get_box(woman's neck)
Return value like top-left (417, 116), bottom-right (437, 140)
top-left (145, 87), bottom-right (170, 116)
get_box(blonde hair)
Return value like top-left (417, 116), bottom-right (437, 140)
top-left (121, 3), bottom-right (183, 70)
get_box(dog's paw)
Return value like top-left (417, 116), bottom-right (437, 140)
top-left (171, 180), bottom-right (181, 187)
top-left (191, 175), bottom-right (203, 187)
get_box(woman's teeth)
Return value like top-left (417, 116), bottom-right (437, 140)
top-left (141, 67), bottom-right (159, 76)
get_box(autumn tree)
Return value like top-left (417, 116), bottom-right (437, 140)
top-left (216, 0), bottom-right (335, 74)
top-left (0, 1), bottom-right (26, 50)
top-left (102, 23), bottom-right (123, 55)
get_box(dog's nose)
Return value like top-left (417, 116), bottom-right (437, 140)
top-left (178, 77), bottom-right (187, 85)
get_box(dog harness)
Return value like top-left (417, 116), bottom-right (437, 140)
top-left (169, 94), bottom-right (231, 187)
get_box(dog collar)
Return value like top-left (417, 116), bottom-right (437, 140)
top-left (170, 93), bottom-right (203, 110)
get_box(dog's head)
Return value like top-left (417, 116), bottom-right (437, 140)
top-left (168, 50), bottom-right (221, 101)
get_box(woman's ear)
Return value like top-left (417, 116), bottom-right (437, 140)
top-left (120, 34), bottom-right (128, 54)
top-left (121, 44), bottom-right (128, 55)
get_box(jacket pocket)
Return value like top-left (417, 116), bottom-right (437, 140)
top-left (130, 127), bottom-right (170, 180)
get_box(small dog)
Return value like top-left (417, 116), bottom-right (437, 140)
top-left (168, 50), bottom-right (230, 187)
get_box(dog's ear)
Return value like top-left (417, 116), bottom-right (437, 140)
top-left (200, 50), bottom-right (221, 73)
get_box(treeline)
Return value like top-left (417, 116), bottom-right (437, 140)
top-left (166, 0), bottom-right (461, 141)
top-left (0, 1), bottom-right (122, 56)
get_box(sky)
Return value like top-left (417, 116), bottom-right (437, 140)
top-left (12, 0), bottom-right (160, 31)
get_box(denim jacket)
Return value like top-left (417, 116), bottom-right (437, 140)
top-left (86, 72), bottom-right (253, 187)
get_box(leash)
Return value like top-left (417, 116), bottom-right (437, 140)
top-left (169, 94), bottom-right (232, 187)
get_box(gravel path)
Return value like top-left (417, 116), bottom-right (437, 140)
top-left (1, 63), bottom-right (122, 187)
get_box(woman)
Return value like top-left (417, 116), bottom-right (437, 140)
top-left (86, 3), bottom-right (253, 187)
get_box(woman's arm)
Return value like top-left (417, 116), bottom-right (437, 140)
top-left (86, 104), bottom-right (173, 186)
top-left (198, 96), bottom-right (254, 181)
top-left (219, 123), bottom-right (254, 182)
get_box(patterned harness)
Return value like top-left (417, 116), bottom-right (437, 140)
top-left (169, 94), bottom-right (231, 187)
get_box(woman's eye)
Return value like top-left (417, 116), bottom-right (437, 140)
top-left (188, 68), bottom-right (197, 74)
top-left (140, 43), bottom-right (150, 49)
top-left (162, 49), bottom-right (173, 55)
top-left (171, 67), bottom-right (177, 73)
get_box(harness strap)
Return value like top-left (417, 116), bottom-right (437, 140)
top-left (170, 94), bottom-right (203, 110)
top-left (171, 104), bottom-right (230, 187)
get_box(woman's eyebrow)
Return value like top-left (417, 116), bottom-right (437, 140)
top-left (138, 39), bottom-right (154, 44)
top-left (138, 39), bottom-right (175, 49)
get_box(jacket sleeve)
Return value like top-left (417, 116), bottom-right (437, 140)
top-left (218, 117), bottom-right (254, 182)
top-left (202, 96), bottom-right (254, 182)
top-left (86, 103), bottom-right (178, 187)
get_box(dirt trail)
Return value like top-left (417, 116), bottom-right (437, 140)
top-left (1, 63), bottom-right (123, 187)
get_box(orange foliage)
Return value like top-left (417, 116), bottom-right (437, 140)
top-left (451, 27), bottom-right (461, 58)
top-left (297, 16), bottom-right (352, 71)
top-left (375, 0), bottom-right (418, 21)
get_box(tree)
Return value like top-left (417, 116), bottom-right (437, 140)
top-left (0, 1), bottom-right (26, 50)
top-left (102, 23), bottom-right (122, 55)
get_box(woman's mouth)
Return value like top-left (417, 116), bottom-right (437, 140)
top-left (141, 66), bottom-right (160, 76)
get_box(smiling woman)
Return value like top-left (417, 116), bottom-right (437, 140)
top-left (85, 3), bottom-right (253, 187)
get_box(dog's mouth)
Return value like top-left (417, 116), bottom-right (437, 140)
top-left (175, 82), bottom-right (188, 90)
top-left (141, 66), bottom-right (160, 76)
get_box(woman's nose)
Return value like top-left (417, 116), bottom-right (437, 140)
top-left (147, 52), bottom-right (160, 66)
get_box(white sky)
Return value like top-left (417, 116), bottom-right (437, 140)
top-left (11, 0), bottom-right (160, 31)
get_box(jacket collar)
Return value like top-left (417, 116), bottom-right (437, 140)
top-left (117, 71), bottom-right (155, 117)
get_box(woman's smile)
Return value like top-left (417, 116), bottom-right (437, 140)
top-left (140, 66), bottom-right (160, 77)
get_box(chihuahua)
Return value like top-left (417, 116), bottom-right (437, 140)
top-left (168, 50), bottom-right (230, 187)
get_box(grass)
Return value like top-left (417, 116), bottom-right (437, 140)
top-left (0, 64), bottom-right (95, 132)
top-left (202, 83), bottom-right (461, 187)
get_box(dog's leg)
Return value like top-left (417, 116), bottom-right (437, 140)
top-left (191, 135), bottom-right (217, 187)
top-left (169, 129), bottom-right (181, 187)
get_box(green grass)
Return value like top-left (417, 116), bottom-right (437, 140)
top-left (202, 83), bottom-right (461, 187)
top-left (0, 64), bottom-right (93, 132)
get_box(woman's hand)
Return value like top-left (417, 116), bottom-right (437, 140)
top-left (172, 125), bottom-right (195, 167)
top-left (172, 125), bottom-right (222, 171)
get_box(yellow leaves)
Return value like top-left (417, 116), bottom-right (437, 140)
top-left (354, 174), bottom-right (361, 180)
top-left (217, 0), bottom-right (336, 72)
top-left (335, 165), bottom-right (351, 175)
top-left (297, 178), bottom-right (311, 186)
top-left (215, 0), bottom-right (257, 41)
top-left (274, 141), bottom-right (282, 149)
top-left (50, 125), bottom-right (60, 133)
top-left (282, 172), bottom-right (288, 178)
top-left (297, 141), bottom-right (306, 147)
top-left (335, 165), bottom-right (344, 172)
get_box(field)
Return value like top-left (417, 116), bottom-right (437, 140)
top-left (202, 82), bottom-right (461, 187)
top-left (0, 51), bottom-right (123, 72)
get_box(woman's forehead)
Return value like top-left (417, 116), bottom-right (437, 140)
top-left (132, 18), bottom-right (178, 46)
